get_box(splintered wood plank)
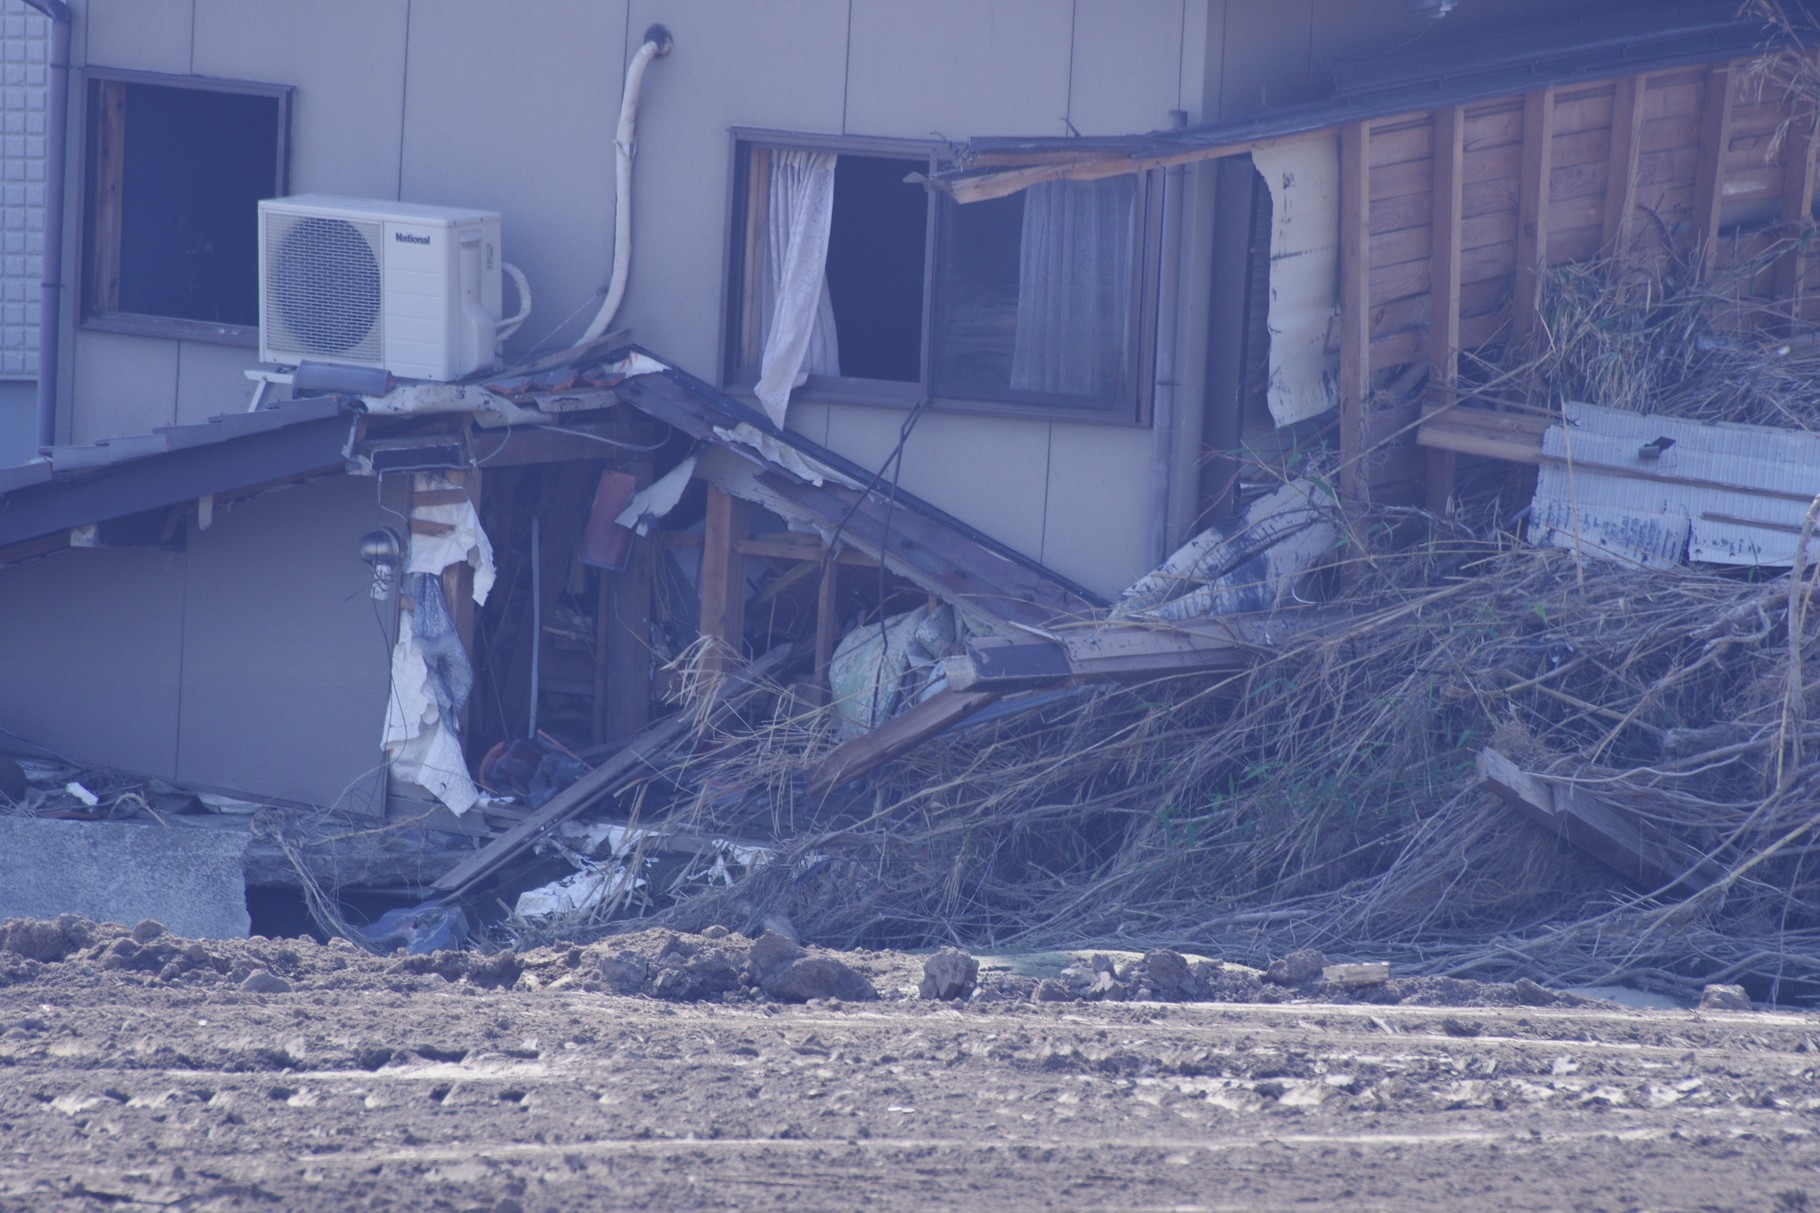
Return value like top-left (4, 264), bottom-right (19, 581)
top-left (1340, 120), bottom-right (1372, 507)
top-left (1477, 747), bottom-right (1720, 893)
top-left (1603, 73), bottom-right (1647, 252)
top-left (1428, 105), bottom-right (1465, 512)
top-left (808, 687), bottom-right (1002, 797)
top-left (1514, 89), bottom-right (1557, 347)
top-left (1693, 63), bottom-right (1739, 273)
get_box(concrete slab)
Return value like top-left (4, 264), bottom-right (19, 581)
top-left (0, 817), bottom-right (250, 938)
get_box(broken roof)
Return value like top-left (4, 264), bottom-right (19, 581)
top-left (0, 396), bottom-right (358, 551)
top-left (931, 0), bottom-right (1788, 203)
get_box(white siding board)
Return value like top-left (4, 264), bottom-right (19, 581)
top-left (192, 0), bottom-right (408, 200)
top-left (845, 0), bottom-right (1073, 138)
top-left (68, 330), bottom-right (177, 443)
top-left (400, 0), bottom-right (629, 362)
top-left (1042, 420), bottom-right (1153, 597)
top-left (621, 0), bottom-right (848, 370)
top-left (174, 339), bottom-right (257, 426)
top-left (1067, 0), bottom-right (1185, 135)
top-left (1532, 402), bottom-right (1820, 568)
top-left (82, 0), bottom-right (193, 75)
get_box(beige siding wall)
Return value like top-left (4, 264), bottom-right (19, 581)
top-left (51, 0), bottom-right (1592, 596)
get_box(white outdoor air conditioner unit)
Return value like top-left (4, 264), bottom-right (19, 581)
top-left (259, 195), bottom-right (504, 382)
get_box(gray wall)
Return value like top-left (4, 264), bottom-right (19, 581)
top-left (42, 0), bottom-right (1586, 596)
top-left (0, 473), bottom-right (400, 812)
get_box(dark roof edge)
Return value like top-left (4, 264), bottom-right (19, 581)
top-left (954, 8), bottom-right (1789, 173)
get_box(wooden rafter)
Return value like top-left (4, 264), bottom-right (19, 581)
top-left (1601, 74), bottom-right (1647, 254)
top-left (1426, 106), bottom-right (1465, 513)
top-left (1338, 120), bottom-right (1372, 507)
top-left (1691, 62), bottom-right (1738, 275)
top-left (1513, 88), bottom-right (1557, 347)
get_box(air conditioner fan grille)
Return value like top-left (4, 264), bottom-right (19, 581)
top-left (264, 214), bottom-right (383, 362)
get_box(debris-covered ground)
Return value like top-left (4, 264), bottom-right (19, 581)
top-left (4, 917), bottom-right (1820, 1211)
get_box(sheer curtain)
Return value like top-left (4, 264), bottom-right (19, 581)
top-left (1009, 177), bottom-right (1137, 398)
top-left (755, 149), bottom-right (841, 427)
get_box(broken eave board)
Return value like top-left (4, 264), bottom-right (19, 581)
top-left (1477, 747), bottom-right (1722, 893)
top-left (1531, 402), bottom-right (1820, 567)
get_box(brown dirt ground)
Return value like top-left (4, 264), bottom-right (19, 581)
top-left (2, 919), bottom-right (1819, 1212)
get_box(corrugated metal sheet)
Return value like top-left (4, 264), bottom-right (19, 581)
top-left (1531, 402), bottom-right (1820, 567)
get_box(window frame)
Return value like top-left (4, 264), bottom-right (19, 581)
top-left (719, 127), bottom-right (1159, 427)
top-left (79, 67), bottom-right (294, 347)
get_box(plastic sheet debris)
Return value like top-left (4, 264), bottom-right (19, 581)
top-left (828, 603), bottom-right (959, 737)
top-left (357, 900), bottom-right (470, 955)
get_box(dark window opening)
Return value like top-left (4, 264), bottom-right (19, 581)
top-left (83, 71), bottom-right (290, 341)
top-left (726, 132), bottom-right (1153, 424)
top-left (825, 154), bottom-right (925, 382)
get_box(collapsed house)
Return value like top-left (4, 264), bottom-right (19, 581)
top-left (5, 0), bottom-right (1820, 981)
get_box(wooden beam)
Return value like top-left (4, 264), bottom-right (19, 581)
top-left (1338, 121), bottom-right (1372, 508)
top-left (1691, 63), bottom-right (1737, 276)
top-left (1426, 106), bottom-right (1465, 515)
top-left (1601, 74), bottom-right (1647, 254)
top-left (1416, 406), bottom-right (1552, 463)
top-left (1513, 89), bottom-right (1557, 348)
top-left (698, 484), bottom-right (748, 676)
top-left (1477, 747), bottom-right (1721, 893)
top-left (808, 688), bottom-right (1003, 798)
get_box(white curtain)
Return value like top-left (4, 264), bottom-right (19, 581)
top-left (1010, 177), bottom-right (1137, 398)
top-left (755, 149), bottom-right (841, 428)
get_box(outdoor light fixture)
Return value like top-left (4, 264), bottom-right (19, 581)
top-left (1408, 0), bottom-right (1457, 15)
top-left (359, 526), bottom-right (403, 601)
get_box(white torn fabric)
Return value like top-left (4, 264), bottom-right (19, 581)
top-left (755, 149), bottom-right (840, 428)
top-left (712, 421), bottom-right (861, 489)
top-left (1254, 138), bottom-right (1341, 427)
top-left (383, 610), bottom-right (482, 815)
top-left (1011, 177), bottom-right (1138, 398)
top-left (1114, 479), bottom-right (1338, 621)
top-left (406, 477), bottom-right (495, 604)
top-left (616, 453), bottom-right (699, 536)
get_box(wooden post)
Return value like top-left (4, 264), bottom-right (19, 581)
top-left (1602, 74), bottom-right (1647, 255)
top-left (1338, 121), bottom-right (1372, 511)
top-left (1691, 63), bottom-right (1737, 278)
top-left (1513, 89), bottom-right (1556, 348)
top-left (699, 484), bottom-right (748, 676)
top-left (1426, 106), bottom-right (1464, 515)
top-left (1779, 92), bottom-right (1819, 326)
